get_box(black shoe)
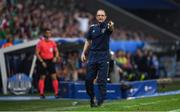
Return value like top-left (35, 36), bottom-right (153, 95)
top-left (97, 100), bottom-right (104, 107)
top-left (40, 94), bottom-right (45, 99)
top-left (90, 97), bottom-right (97, 107)
top-left (91, 103), bottom-right (97, 107)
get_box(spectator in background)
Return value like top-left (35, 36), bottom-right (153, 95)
top-left (0, 0), bottom-right (159, 42)
top-left (151, 52), bottom-right (160, 78)
top-left (0, 27), bottom-right (7, 40)
top-left (1, 15), bottom-right (9, 30)
top-left (1, 35), bottom-right (13, 48)
top-left (116, 51), bottom-right (129, 68)
top-left (66, 51), bottom-right (78, 81)
top-left (77, 61), bottom-right (87, 81)
top-left (0, 0), bottom-right (4, 16)
top-left (73, 50), bottom-right (87, 81)
top-left (133, 49), bottom-right (149, 80)
top-left (56, 50), bottom-right (87, 81)
top-left (146, 50), bottom-right (160, 79)
top-left (115, 51), bottom-right (135, 81)
top-left (74, 11), bottom-right (93, 34)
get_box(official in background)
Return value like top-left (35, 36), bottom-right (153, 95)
top-left (36, 28), bottom-right (60, 99)
top-left (81, 9), bottom-right (114, 107)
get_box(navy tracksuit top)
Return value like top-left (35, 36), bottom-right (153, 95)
top-left (85, 22), bottom-right (112, 63)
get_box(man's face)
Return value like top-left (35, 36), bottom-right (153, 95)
top-left (96, 10), bottom-right (106, 23)
top-left (45, 30), bottom-right (52, 38)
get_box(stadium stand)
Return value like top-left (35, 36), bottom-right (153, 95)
top-left (127, 9), bottom-right (180, 37)
top-left (104, 0), bottom-right (180, 41)
top-left (0, 0), bottom-right (167, 46)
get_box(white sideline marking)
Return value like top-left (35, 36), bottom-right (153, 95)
top-left (44, 105), bottom-right (89, 111)
top-left (122, 98), bottom-right (178, 108)
top-left (43, 98), bottom-right (179, 111)
top-left (169, 109), bottom-right (180, 112)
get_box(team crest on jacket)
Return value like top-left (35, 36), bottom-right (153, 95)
top-left (101, 28), bottom-right (106, 33)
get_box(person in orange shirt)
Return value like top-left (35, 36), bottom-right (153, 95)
top-left (1, 36), bottom-right (13, 48)
top-left (36, 28), bottom-right (60, 99)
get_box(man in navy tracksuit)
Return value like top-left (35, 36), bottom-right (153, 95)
top-left (81, 9), bottom-right (114, 107)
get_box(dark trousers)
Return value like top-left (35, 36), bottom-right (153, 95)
top-left (85, 51), bottom-right (109, 101)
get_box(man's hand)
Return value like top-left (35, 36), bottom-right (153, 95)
top-left (108, 20), bottom-right (114, 31)
top-left (53, 56), bottom-right (60, 63)
top-left (81, 52), bottom-right (87, 62)
top-left (42, 61), bottom-right (47, 68)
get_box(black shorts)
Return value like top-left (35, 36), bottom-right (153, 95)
top-left (37, 59), bottom-right (56, 76)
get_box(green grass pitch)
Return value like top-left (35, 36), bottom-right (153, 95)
top-left (0, 94), bottom-right (180, 111)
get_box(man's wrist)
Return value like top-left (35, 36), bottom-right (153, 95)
top-left (82, 51), bottom-right (86, 55)
top-left (54, 57), bottom-right (58, 60)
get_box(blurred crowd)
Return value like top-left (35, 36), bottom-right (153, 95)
top-left (55, 50), bottom-right (87, 81)
top-left (0, 0), bottom-right (93, 41)
top-left (110, 49), bottom-right (167, 82)
top-left (0, 0), bottom-right (159, 48)
top-left (111, 28), bottom-right (157, 41)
